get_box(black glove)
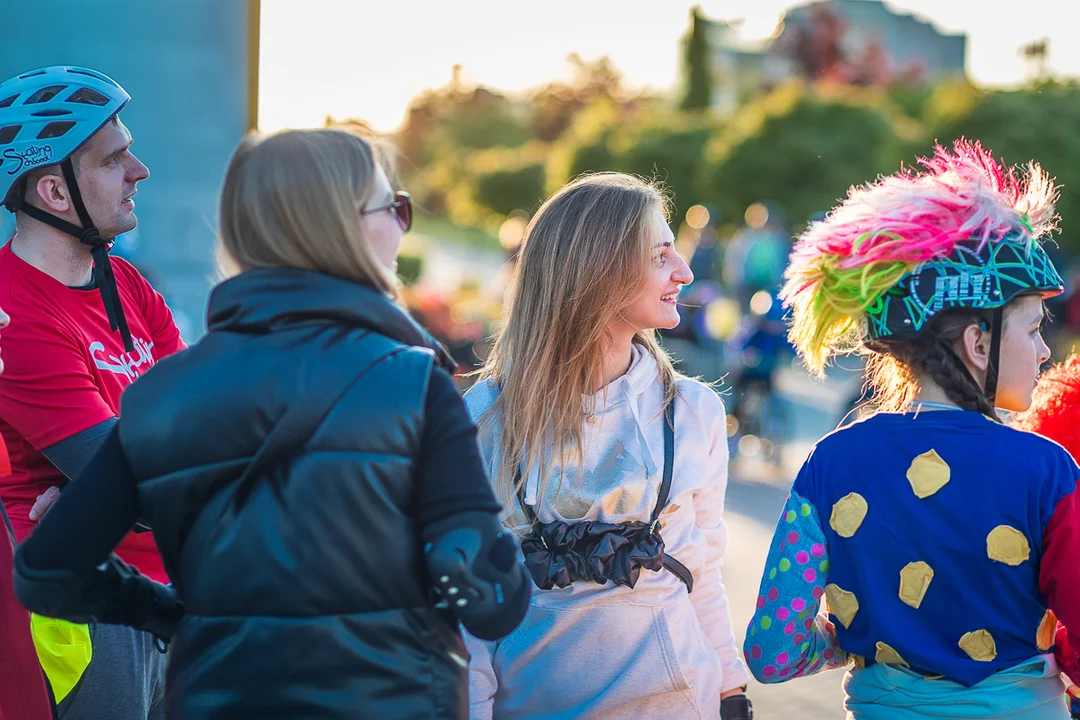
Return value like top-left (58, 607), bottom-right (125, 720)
top-left (14, 550), bottom-right (183, 642)
top-left (720, 694), bottom-right (753, 720)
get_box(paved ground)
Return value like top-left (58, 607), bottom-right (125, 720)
top-left (721, 362), bottom-right (862, 719)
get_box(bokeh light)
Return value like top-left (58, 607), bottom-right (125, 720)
top-left (750, 289), bottom-right (774, 316)
top-left (704, 297), bottom-right (742, 340)
top-left (745, 202), bottom-right (769, 230)
top-left (498, 211), bottom-right (530, 250)
top-left (685, 204), bottom-right (711, 230)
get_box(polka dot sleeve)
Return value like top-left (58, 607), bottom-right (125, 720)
top-left (743, 489), bottom-right (847, 683)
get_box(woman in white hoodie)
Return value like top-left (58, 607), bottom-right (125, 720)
top-left (464, 173), bottom-right (751, 719)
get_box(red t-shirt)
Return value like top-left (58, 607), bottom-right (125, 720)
top-left (0, 436), bottom-right (52, 720)
top-left (0, 241), bottom-right (185, 584)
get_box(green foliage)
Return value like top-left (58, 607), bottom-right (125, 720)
top-left (927, 80), bottom-right (1080, 254)
top-left (564, 138), bottom-right (619, 181)
top-left (546, 99), bottom-right (715, 221)
top-left (681, 6), bottom-right (712, 111)
top-left (544, 98), bottom-right (623, 191)
top-left (703, 81), bottom-right (913, 227)
top-left (440, 97), bottom-right (531, 150)
top-left (393, 58), bottom-right (1080, 262)
top-left (396, 252), bottom-right (424, 285)
top-left (411, 213), bottom-right (501, 252)
top-left (469, 144), bottom-right (548, 217)
top-left (612, 119), bottom-right (714, 218)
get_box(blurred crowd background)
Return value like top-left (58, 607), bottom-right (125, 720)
top-left (7, 3), bottom-right (1077, 713)
top-left (4, 0), bottom-right (1080, 463)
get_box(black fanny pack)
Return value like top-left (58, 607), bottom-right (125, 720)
top-left (516, 401), bottom-right (693, 593)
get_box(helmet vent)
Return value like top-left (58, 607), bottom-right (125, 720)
top-left (25, 86), bottom-right (66, 104)
top-left (37, 121), bottom-right (75, 139)
top-left (0, 95), bottom-right (17, 109)
top-left (0, 126), bottom-right (20, 145)
top-left (31, 109), bottom-right (71, 117)
top-left (66, 68), bottom-right (110, 83)
top-left (66, 87), bottom-right (110, 106)
top-left (17, 70), bottom-right (45, 79)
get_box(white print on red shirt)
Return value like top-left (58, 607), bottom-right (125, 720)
top-left (88, 336), bottom-right (157, 383)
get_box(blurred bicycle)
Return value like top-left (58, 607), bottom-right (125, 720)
top-left (726, 289), bottom-right (792, 463)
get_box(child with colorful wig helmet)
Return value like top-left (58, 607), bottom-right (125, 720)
top-left (743, 140), bottom-right (1080, 719)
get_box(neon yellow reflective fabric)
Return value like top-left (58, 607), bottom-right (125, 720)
top-left (29, 614), bottom-right (92, 703)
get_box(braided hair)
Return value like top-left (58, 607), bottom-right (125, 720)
top-left (863, 306), bottom-right (1000, 421)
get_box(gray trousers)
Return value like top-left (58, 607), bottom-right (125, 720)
top-left (56, 624), bottom-right (167, 720)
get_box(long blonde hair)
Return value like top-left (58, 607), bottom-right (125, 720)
top-left (217, 128), bottom-right (399, 298)
top-left (478, 172), bottom-right (680, 507)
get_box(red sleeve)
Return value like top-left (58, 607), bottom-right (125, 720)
top-left (1040, 480), bottom-right (1080, 683)
top-left (116, 259), bottom-right (186, 356)
top-left (0, 316), bottom-right (115, 450)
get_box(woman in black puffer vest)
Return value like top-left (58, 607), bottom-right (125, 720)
top-left (13, 128), bottom-right (530, 719)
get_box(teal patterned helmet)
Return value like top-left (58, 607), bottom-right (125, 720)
top-left (865, 233), bottom-right (1063, 342)
top-left (782, 140), bottom-right (1064, 379)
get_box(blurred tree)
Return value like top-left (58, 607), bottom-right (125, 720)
top-left (441, 88), bottom-right (531, 150)
top-left (469, 145), bottom-right (547, 217)
top-left (703, 81), bottom-right (910, 228)
top-left (531, 54), bottom-right (630, 141)
top-left (681, 6), bottom-right (713, 111)
top-left (849, 37), bottom-right (890, 87)
top-left (1022, 39), bottom-right (1050, 84)
top-left (545, 97), bottom-right (623, 191)
top-left (614, 120), bottom-right (714, 219)
top-left (929, 81), bottom-right (1080, 255)
top-left (778, 5), bottom-right (848, 82)
top-left (398, 73), bottom-right (530, 170)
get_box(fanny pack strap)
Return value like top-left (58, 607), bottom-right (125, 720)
top-left (515, 397), bottom-right (693, 592)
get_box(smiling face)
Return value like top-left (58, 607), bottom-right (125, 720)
top-left (619, 209), bottom-right (694, 333)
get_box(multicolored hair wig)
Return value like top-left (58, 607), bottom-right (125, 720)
top-left (1015, 353), bottom-right (1080, 461)
top-left (782, 140), bottom-right (1063, 376)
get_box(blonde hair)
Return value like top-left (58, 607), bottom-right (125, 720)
top-left (217, 128), bottom-right (399, 297)
top-left (477, 172), bottom-right (681, 508)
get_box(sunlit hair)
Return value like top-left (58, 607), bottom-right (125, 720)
top-left (477, 172), bottom-right (681, 508)
top-left (862, 305), bottom-right (1006, 418)
top-left (782, 139), bottom-right (1057, 377)
top-left (217, 127), bottom-right (400, 298)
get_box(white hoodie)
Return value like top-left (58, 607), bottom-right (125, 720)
top-left (464, 344), bottom-right (749, 719)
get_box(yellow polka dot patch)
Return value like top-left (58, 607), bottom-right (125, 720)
top-left (986, 525), bottom-right (1030, 566)
top-left (898, 561), bottom-right (934, 609)
top-left (958, 629), bottom-right (997, 661)
top-left (875, 641), bottom-right (908, 667)
top-left (825, 583), bottom-right (860, 629)
top-left (830, 492), bottom-right (868, 538)
top-left (906, 449), bottom-right (951, 499)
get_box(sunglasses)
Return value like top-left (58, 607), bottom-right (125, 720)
top-left (361, 190), bottom-right (412, 232)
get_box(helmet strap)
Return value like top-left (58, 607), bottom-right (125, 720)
top-left (15, 157), bottom-right (134, 352)
top-left (983, 306), bottom-right (1004, 403)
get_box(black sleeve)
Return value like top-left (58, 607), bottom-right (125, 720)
top-left (19, 426), bottom-right (141, 573)
top-left (41, 417), bottom-right (117, 480)
top-left (415, 366), bottom-right (501, 528)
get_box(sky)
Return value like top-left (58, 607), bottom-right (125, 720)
top-left (258, 0), bottom-right (1080, 133)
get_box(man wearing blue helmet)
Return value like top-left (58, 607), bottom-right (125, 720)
top-left (0, 66), bottom-right (183, 720)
